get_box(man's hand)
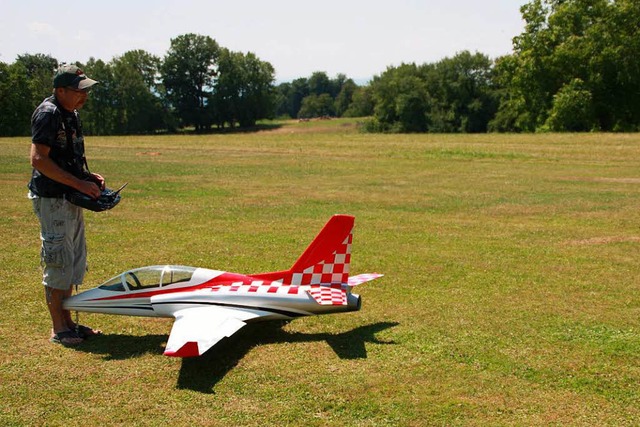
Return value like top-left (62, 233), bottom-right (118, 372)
top-left (76, 180), bottom-right (101, 199)
top-left (89, 173), bottom-right (106, 190)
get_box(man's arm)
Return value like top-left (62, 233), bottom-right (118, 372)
top-left (30, 143), bottom-right (101, 199)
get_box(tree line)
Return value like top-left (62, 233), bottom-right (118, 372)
top-left (0, 32), bottom-right (371, 136)
top-left (0, 34), bottom-right (279, 136)
top-left (1, 0), bottom-right (638, 136)
top-left (366, 0), bottom-right (639, 133)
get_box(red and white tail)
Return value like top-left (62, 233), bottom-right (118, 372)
top-left (251, 215), bottom-right (382, 304)
top-left (289, 214), bottom-right (354, 286)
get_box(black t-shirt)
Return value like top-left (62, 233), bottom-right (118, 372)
top-left (28, 96), bottom-right (89, 197)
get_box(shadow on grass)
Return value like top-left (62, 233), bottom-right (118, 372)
top-left (77, 333), bottom-right (168, 360)
top-left (176, 321), bottom-right (399, 393)
top-left (174, 122), bottom-right (284, 135)
top-left (74, 321), bottom-right (398, 393)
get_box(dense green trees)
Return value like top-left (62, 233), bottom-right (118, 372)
top-left (491, 0), bottom-right (640, 132)
top-left (0, 54), bottom-right (56, 136)
top-left (365, 52), bottom-right (496, 133)
top-left (214, 49), bottom-right (276, 128)
top-left (16, 54), bottom-right (58, 112)
top-left (365, 0), bottom-right (639, 133)
top-left (274, 72), bottom-right (369, 119)
top-left (81, 50), bottom-right (167, 135)
top-left (0, 34), bottom-right (278, 136)
top-left (0, 61), bottom-right (33, 136)
top-left (1, 1), bottom-right (638, 136)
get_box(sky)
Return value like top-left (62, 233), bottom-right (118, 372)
top-left (0, 0), bottom-right (529, 83)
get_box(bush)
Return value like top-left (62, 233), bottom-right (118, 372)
top-left (543, 80), bottom-right (595, 132)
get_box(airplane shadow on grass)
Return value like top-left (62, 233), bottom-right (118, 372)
top-left (177, 321), bottom-right (399, 393)
top-left (77, 321), bottom-right (399, 393)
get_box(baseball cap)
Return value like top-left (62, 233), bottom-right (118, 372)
top-left (53, 64), bottom-right (98, 90)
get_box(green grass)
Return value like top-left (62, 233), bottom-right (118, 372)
top-left (1, 120), bottom-right (640, 426)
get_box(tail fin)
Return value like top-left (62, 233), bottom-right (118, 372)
top-left (252, 215), bottom-right (354, 286)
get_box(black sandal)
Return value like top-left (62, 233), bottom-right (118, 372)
top-left (50, 330), bottom-right (83, 346)
top-left (75, 324), bottom-right (102, 339)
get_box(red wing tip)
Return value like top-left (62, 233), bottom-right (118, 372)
top-left (164, 341), bottom-right (200, 357)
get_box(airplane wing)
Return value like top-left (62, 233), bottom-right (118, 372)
top-left (163, 306), bottom-right (260, 357)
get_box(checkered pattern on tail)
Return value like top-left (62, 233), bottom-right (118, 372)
top-left (248, 216), bottom-right (361, 306)
top-left (308, 284), bottom-right (347, 305)
top-left (289, 232), bottom-right (352, 286)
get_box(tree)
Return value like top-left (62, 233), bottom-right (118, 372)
top-left (111, 50), bottom-right (166, 134)
top-left (494, 0), bottom-right (640, 131)
top-left (308, 72), bottom-right (331, 96)
top-left (544, 78), bottom-right (594, 131)
top-left (274, 77), bottom-right (309, 119)
top-left (367, 52), bottom-right (496, 133)
top-left (488, 55), bottom-right (532, 132)
top-left (343, 86), bottom-right (374, 117)
top-left (214, 49), bottom-right (275, 128)
top-left (162, 34), bottom-right (220, 132)
top-left (329, 74), bottom-right (348, 99)
top-left (369, 63), bottom-right (429, 132)
top-left (334, 78), bottom-right (358, 117)
top-left (275, 73), bottom-right (362, 119)
top-left (298, 93), bottom-right (335, 119)
top-left (425, 51), bottom-right (497, 133)
top-left (589, 0), bottom-right (640, 130)
top-left (15, 53), bottom-right (58, 109)
top-left (0, 61), bottom-right (33, 136)
top-left (395, 86), bottom-right (429, 132)
top-left (81, 58), bottom-right (118, 135)
top-left (288, 78), bottom-right (310, 118)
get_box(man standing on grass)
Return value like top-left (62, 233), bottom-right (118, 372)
top-left (28, 64), bottom-right (103, 346)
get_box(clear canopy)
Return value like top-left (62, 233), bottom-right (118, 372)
top-left (99, 265), bottom-right (197, 292)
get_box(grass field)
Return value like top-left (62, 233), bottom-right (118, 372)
top-left (1, 119), bottom-right (639, 426)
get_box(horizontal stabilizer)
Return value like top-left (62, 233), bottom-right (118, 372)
top-left (348, 273), bottom-right (384, 287)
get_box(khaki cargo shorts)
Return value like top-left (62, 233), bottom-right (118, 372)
top-left (30, 193), bottom-right (87, 290)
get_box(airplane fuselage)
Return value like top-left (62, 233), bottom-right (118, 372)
top-left (64, 266), bottom-right (361, 320)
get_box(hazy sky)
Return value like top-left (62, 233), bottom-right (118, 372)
top-left (1, 0), bottom-right (528, 82)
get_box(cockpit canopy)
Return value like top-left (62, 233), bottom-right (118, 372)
top-left (99, 265), bottom-right (197, 292)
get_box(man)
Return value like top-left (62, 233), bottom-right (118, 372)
top-left (29, 64), bottom-right (103, 346)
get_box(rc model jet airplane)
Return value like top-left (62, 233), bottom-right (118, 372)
top-left (64, 215), bottom-right (382, 357)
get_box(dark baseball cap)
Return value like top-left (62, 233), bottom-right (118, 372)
top-left (53, 64), bottom-right (98, 90)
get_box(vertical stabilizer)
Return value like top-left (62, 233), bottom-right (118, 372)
top-left (289, 214), bottom-right (353, 286)
top-left (251, 215), bottom-right (354, 286)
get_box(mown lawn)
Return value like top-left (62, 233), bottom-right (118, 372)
top-left (1, 120), bottom-right (639, 426)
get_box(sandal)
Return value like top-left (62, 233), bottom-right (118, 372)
top-left (75, 324), bottom-right (102, 339)
top-left (50, 330), bottom-right (83, 346)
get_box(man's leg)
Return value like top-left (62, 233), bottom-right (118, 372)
top-left (45, 286), bottom-right (82, 345)
top-left (60, 286), bottom-right (101, 335)
top-left (61, 286), bottom-right (74, 329)
top-left (64, 205), bottom-right (101, 337)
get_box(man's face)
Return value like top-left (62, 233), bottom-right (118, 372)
top-left (56, 87), bottom-right (89, 111)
